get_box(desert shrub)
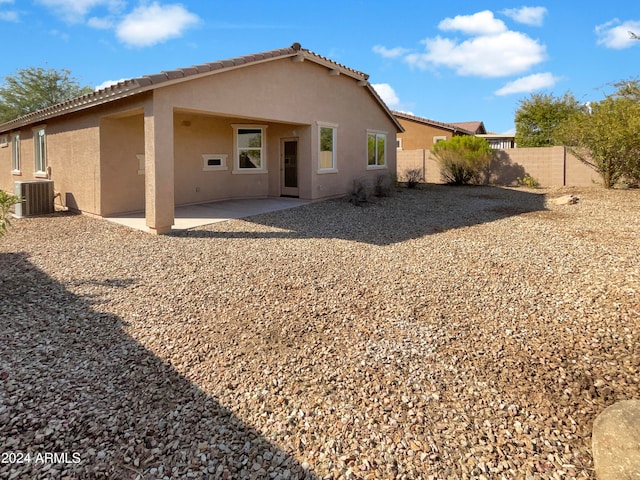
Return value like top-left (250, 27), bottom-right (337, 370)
top-left (432, 136), bottom-right (492, 185)
top-left (517, 173), bottom-right (540, 188)
top-left (0, 190), bottom-right (22, 238)
top-left (374, 173), bottom-right (393, 197)
top-left (348, 177), bottom-right (370, 206)
top-left (404, 169), bottom-right (422, 188)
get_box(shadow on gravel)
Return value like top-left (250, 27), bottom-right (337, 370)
top-left (173, 185), bottom-right (548, 246)
top-left (0, 252), bottom-right (317, 480)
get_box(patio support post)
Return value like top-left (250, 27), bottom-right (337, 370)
top-left (144, 96), bottom-right (174, 234)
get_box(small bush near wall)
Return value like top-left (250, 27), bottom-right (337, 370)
top-left (348, 178), bottom-right (370, 206)
top-left (404, 169), bottom-right (422, 188)
top-left (433, 136), bottom-right (492, 185)
top-left (0, 190), bottom-right (22, 238)
top-left (517, 174), bottom-right (540, 188)
top-left (374, 173), bottom-right (393, 197)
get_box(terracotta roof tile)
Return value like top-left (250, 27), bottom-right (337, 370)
top-left (393, 111), bottom-right (475, 135)
top-left (0, 43), bottom-right (376, 132)
top-left (450, 121), bottom-right (486, 134)
top-left (180, 67), bottom-right (198, 76)
top-left (194, 64), bottom-right (212, 73)
top-left (135, 77), bottom-right (153, 87)
top-left (163, 70), bottom-right (185, 80)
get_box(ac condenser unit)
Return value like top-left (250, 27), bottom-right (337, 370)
top-left (14, 180), bottom-right (55, 218)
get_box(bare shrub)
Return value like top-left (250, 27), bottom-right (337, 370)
top-left (374, 173), bottom-right (393, 197)
top-left (404, 169), bottom-right (422, 189)
top-left (348, 178), bottom-right (370, 206)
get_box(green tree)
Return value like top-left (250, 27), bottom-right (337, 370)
top-left (556, 93), bottom-right (640, 188)
top-left (610, 77), bottom-right (640, 102)
top-left (432, 136), bottom-right (492, 185)
top-left (514, 92), bottom-right (584, 147)
top-left (0, 190), bottom-right (22, 238)
top-left (0, 67), bottom-right (93, 123)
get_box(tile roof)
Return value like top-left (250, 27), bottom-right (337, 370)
top-left (0, 43), bottom-right (378, 132)
top-left (449, 121), bottom-right (487, 134)
top-left (392, 111), bottom-right (476, 135)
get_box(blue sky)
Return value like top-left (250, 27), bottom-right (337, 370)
top-left (1, 1), bottom-right (639, 134)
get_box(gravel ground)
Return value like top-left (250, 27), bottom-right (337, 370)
top-left (1, 184), bottom-right (639, 480)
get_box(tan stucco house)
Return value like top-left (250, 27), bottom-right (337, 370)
top-left (393, 111), bottom-right (475, 151)
top-left (0, 43), bottom-right (402, 233)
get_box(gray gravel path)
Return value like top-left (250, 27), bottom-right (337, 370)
top-left (1, 185), bottom-right (639, 479)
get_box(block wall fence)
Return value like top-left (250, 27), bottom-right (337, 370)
top-left (397, 146), bottom-right (601, 187)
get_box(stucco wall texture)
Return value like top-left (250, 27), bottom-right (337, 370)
top-left (0, 56), bottom-right (399, 225)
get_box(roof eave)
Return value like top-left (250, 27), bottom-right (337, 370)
top-left (0, 44), bottom-right (399, 134)
top-left (393, 111), bottom-right (472, 135)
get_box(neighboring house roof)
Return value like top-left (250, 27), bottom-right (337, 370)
top-left (0, 43), bottom-right (403, 133)
top-left (477, 132), bottom-right (515, 139)
top-left (392, 111), bottom-right (475, 136)
top-left (449, 121), bottom-right (487, 134)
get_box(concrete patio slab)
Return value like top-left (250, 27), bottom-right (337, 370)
top-left (106, 197), bottom-right (309, 232)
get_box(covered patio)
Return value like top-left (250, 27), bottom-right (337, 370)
top-left (105, 197), bottom-right (308, 232)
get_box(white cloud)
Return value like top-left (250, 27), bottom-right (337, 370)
top-left (502, 6), bottom-right (547, 27)
top-left (494, 72), bottom-right (559, 96)
top-left (87, 16), bottom-right (114, 29)
top-left (36, 0), bottom-right (124, 23)
top-left (49, 29), bottom-right (71, 41)
top-left (372, 45), bottom-right (410, 59)
top-left (372, 83), bottom-right (401, 109)
top-left (596, 19), bottom-right (640, 49)
top-left (116, 2), bottom-right (200, 47)
top-left (438, 10), bottom-right (507, 36)
top-left (406, 31), bottom-right (546, 77)
top-left (0, 10), bottom-right (18, 21)
top-left (0, 0), bottom-right (17, 22)
top-left (95, 78), bottom-right (128, 90)
top-left (381, 10), bottom-right (549, 79)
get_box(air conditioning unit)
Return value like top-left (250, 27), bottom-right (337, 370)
top-left (14, 180), bottom-right (55, 218)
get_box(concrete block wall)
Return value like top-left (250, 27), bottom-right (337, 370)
top-left (398, 146), bottom-right (601, 187)
top-left (397, 149), bottom-right (441, 183)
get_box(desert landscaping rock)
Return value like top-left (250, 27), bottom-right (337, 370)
top-left (592, 400), bottom-right (640, 480)
top-left (551, 194), bottom-right (579, 205)
top-left (1, 184), bottom-right (639, 479)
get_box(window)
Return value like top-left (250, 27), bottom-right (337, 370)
top-left (232, 125), bottom-right (267, 173)
top-left (202, 154), bottom-right (228, 171)
top-left (367, 131), bottom-right (387, 169)
top-left (34, 127), bottom-right (47, 174)
top-left (433, 136), bottom-right (447, 144)
top-left (318, 122), bottom-right (337, 172)
top-left (11, 133), bottom-right (21, 174)
top-left (396, 137), bottom-right (403, 150)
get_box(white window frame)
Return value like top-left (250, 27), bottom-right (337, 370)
top-left (366, 130), bottom-right (387, 170)
top-left (11, 133), bottom-right (21, 174)
top-left (33, 126), bottom-right (47, 177)
top-left (317, 121), bottom-right (338, 174)
top-left (232, 124), bottom-right (268, 174)
top-left (202, 154), bottom-right (228, 171)
top-left (433, 135), bottom-right (447, 144)
top-left (396, 137), bottom-right (403, 150)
